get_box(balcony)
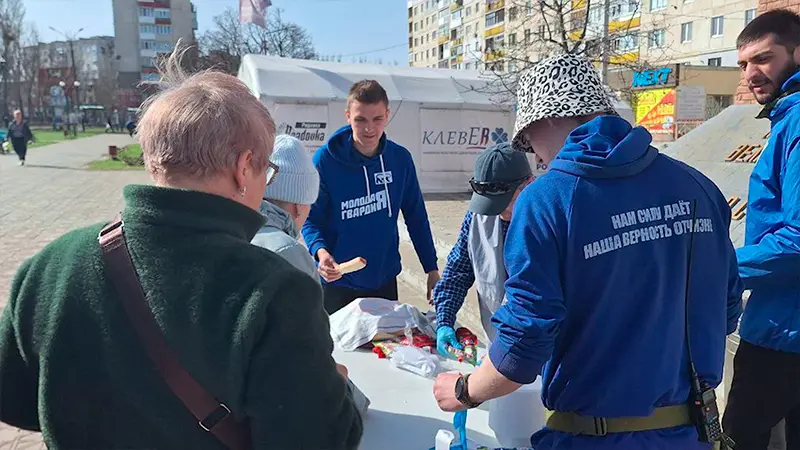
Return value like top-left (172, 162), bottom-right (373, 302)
top-left (438, 34), bottom-right (450, 44)
top-left (452, 37), bottom-right (464, 46)
top-left (139, 15), bottom-right (155, 24)
top-left (609, 51), bottom-right (639, 64)
top-left (485, 49), bottom-right (505, 62)
top-left (484, 23), bottom-right (505, 37)
top-left (451, 16), bottom-right (463, 27)
top-left (487, 0), bottom-right (504, 13)
top-left (450, 0), bottom-right (464, 11)
top-left (609, 16), bottom-right (640, 33)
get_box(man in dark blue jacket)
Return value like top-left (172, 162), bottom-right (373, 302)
top-left (302, 80), bottom-right (440, 314)
top-left (722, 10), bottom-right (800, 449)
top-left (433, 53), bottom-right (743, 450)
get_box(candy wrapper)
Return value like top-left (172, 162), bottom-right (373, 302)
top-left (371, 328), bottom-right (435, 358)
top-left (445, 327), bottom-right (479, 365)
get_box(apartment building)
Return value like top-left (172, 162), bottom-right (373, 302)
top-left (113, 0), bottom-right (198, 103)
top-left (638, 0), bottom-right (756, 67)
top-left (32, 37), bottom-right (117, 118)
top-left (409, 0), bottom-right (491, 70)
top-left (409, 0), bottom-right (755, 72)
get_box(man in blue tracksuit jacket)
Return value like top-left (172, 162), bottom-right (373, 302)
top-left (302, 80), bottom-right (439, 314)
top-left (722, 10), bottom-right (800, 449)
top-left (432, 54), bottom-right (743, 449)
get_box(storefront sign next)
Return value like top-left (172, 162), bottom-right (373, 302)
top-left (632, 67), bottom-right (673, 88)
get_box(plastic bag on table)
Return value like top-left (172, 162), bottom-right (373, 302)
top-left (388, 345), bottom-right (441, 378)
top-left (329, 297), bottom-right (436, 351)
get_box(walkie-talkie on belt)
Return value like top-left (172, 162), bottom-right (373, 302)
top-left (683, 200), bottom-right (736, 449)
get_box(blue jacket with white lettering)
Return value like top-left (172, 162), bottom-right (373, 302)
top-left (491, 115), bottom-right (743, 449)
top-left (302, 125), bottom-right (438, 291)
top-left (737, 69), bottom-right (800, 353)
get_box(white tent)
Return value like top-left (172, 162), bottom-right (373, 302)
top-left (238, 54), bottom-right (633, 193)
top-left (238, 54), bottom-right (541, 193)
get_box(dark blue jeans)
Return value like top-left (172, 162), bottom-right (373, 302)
top-left (10, 138), bottom-right (27, 161)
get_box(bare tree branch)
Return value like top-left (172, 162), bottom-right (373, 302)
top-left (198, 7), bottom-right (316, 74)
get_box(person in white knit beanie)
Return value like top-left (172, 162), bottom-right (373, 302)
top-left (252, 135), bottom-right (320, 281)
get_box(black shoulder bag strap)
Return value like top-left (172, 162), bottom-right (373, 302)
top-left (98, 215), bottom-right (252, 450)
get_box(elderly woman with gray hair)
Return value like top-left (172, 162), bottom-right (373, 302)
top-left (0, 49), bottom-right (362, 449)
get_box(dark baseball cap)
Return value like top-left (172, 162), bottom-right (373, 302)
top-left (469, 142), bottom-right (533, 216)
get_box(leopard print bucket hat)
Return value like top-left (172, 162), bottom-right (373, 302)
top-left (512, 53), bottom-right (616, 153)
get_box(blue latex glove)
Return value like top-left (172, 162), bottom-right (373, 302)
top-left (454, 410), bottom-right (468, 450)
top-left (437, 326), bottom-right (463, 358)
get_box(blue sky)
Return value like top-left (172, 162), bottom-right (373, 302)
top-left (23, 0), bottom-right (410, 64)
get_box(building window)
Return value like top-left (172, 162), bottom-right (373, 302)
top-left (525, 29), bottom-right (533, 43)
top-left (648, 29), bottom-right (666, 48)
top-left (708, 57), bottom-right (722, 66)
top-left (650, 0), bottom-right (667, 11)
top-left (744, 9), bottom-right (756, 26)
top-left (433, 30), bottom-right (437, 38)
top-left (139, 7), bottom-right (153, 16)
top-left (465, 62), bottom-right (473, 70)
top-left (433, 47), bottom-right (437, 56)
top-left (509, 6), bottom-right (519, 21)
top-left (509, 32), bottom-right (517, 45)
top-left (415, 37), bottom-right (419, 46)
top-left (466, 25), bottom-right (472, 35)
top-left (154, 8), bottom-right (170, 19)
top-left (681, 22), bottom-right (693, 42)
top-left (537, 24), bottom-right (546, 38)
top-left (485, 10), bottom-right (505, 27)
top-left (711, 16), bottom-right (724, 37)
top-left (156, 25), bottom-right (172, 35)
top-left (414, 22), bottom-right (418, 31)
top-left (509, 60), bottom-right (517, 72)
top-left (414, 6), bottom-right (418, 15)
top-left (614, 33), bottom-right (639, 52)
top-left (141, 40), bottom-right (155, 50)
top-left (426, 49), bottom-right (430, 58)
top-left (466, 6), bottom-right (471, 16)
top-left (526, 0), bottom-right (534, 15)
top-left (139, 24), bottom-right (154, 34)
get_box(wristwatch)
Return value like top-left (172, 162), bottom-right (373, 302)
top-left (454, 373), bottom-right (482, 409)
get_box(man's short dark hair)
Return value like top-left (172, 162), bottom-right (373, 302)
top-left (348, 80), bottom-right (389, 108)
top-left (737, 9), bottom-right (800, 49)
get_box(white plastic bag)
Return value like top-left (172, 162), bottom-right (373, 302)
top-left (329, 297), bottom-right (436, 350)
top-left (389, 345), bottom-right (440, 378)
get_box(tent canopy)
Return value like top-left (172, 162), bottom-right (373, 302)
top-left (238, 54), bottom-right (508, 110)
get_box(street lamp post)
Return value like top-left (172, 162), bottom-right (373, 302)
top-left (0, 56), bottom-right (5, 124)
top-left (49, 27), bottom-right (83, 115)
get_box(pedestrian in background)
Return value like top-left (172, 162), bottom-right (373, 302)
top-left (723, 10), bottom-right (800, 449)
top-left (5, 109), bottom-right (34, 166)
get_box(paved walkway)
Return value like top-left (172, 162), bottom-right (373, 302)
top-left (0, 134), bottom-right (144, 449)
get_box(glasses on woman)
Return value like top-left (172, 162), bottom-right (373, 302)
top-left (266, 161), bottom-right (280, 186)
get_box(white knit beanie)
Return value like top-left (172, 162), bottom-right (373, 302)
top-left (263, 135), bottom-right (320, 205)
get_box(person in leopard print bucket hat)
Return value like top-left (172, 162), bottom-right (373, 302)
top-left (511, 53), bottom-right (616, 155)
top-left (433, 52), bottom-right (742, 450)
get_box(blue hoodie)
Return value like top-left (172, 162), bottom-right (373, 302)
top-left (490, 116), bottom-right (743, 449)
top-left (302, 125), bottom-right (438, 290)
top-left (737, 70), bottom-right (800, 353)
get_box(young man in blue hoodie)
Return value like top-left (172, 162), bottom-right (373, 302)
top-left (722, 10), bottom-right (800, 449)
top-left (302, 80), bottom-right (440, 314)
top-left (433, 54), bottom-right (743, 450)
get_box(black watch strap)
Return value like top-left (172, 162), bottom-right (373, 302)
top-left (456, 373), bottom-right (482, 409)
